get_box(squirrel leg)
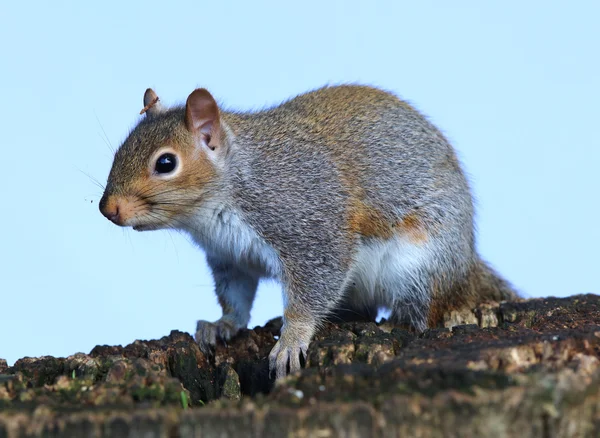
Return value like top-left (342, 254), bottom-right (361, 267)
top-left (268, 302), bottom-right (316, 380)
top-left (389, 292), bottom-right (431, 333)
top-left (269, 274), bottom-right (345, 379)
top-left (195, 256), bottom-right (258, 353)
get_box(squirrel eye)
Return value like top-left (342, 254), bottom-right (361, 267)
top-left (155, 153), bottom-right (177, 174)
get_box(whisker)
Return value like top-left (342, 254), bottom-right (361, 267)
top-left (124, 226), bottom-right (134, 252)
top-left (134, 178), bottom-right (193, 197)
top-left (75, 166), bottom-right (106, 191)
top-left (94, 110), bottom-right (115, 154)
top-left (149, 203), bottom-right (221, 213)
top-left (137, 181), bottom-right (216, 200)
top-left (147, 204), bottom-right (222, 215)
top-left (167, 230), bottom-right (180, 263)
top-left (137, 176), bottom-right (224, 198)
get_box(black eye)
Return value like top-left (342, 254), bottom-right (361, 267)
top-left (155, 153), bottom-right (177, 174)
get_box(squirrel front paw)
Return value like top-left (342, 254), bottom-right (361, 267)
top-left (195, 318), bottom-right (241, 354)
top-left (268, 334), bottom-right (309, 380)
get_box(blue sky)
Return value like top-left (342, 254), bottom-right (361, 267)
top-left (1, 1), bottom-right (598, 365)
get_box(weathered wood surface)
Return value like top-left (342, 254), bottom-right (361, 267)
top-left (1, 295), bottom-right (599, 437)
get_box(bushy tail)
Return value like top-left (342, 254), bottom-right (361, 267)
top-left (427, 258), bottom-right (518, 328)
top-left (471, 258), bottom-right (519, 303)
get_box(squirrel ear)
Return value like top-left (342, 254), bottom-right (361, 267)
top-left (142, 88), bottom-right (164, 117)
top-left (185, 88), bottom-right (221, 150)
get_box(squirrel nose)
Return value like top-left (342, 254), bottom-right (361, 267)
top-left (99, 196), bottom-right (122, 225)
top-left (105, 206), bottom-right (120, 223)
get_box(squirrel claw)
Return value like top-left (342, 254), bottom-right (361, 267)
top-left (195, 318), bottom-right (239, 354)
top-left (268, 338), bottom-right (308, 380)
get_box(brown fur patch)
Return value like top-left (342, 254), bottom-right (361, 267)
top-left (175, 146), bottom-right (217, 195)
top-left (348, 200), bottom-right (394, 239)
top-left (348, 201), bottom-right (428, 244)
top-left (394, 213), bottom-right (428, 243)
top-left (148, 140), bottom-right (216, 198)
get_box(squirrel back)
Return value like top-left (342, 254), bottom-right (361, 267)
top-left (226, 85), bottom-right (516, 319)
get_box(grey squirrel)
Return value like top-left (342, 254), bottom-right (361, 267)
top-left (99, 85), bottom-right (517, 379)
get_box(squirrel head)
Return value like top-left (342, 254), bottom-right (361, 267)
top-left (99, 88), bottom-right (226, 231)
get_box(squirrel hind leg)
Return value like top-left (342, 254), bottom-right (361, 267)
top-left (327, 299), bottom-right (378, 323)
top-left (389, 295), bottom-right (430, 332)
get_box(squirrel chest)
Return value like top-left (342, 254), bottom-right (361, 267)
top-left (184, 202), bottom-right (282, 279)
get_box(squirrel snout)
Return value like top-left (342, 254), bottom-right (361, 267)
top-left (99, 195), bottom-right (123, 225)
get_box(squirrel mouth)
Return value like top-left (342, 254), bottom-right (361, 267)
top-left (133, 224), bottom-right (157, 231)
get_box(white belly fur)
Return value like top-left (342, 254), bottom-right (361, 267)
top-left (345, 236), bottom-right (434, 310)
